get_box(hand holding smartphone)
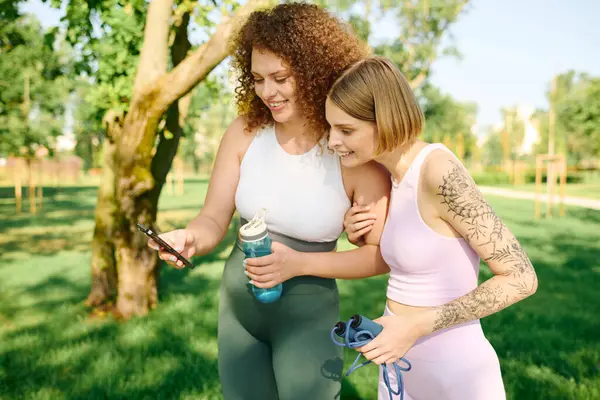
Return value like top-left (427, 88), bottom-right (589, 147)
top-left (136, 222), bottom-right (194, 269)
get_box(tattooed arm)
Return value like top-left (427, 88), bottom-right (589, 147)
top-left (353, 150), bottom-right (538, 366)
top-left (421, 151), bottom-right (538, 333)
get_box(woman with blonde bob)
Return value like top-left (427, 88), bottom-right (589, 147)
top-left (327, 56), bottom-right (538, 399)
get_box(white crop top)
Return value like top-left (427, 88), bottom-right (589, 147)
top-left (235, 124), bottom-right (351, 243)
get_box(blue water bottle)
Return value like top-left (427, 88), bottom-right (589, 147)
top-left (239, 209), bottom-right (283, 303)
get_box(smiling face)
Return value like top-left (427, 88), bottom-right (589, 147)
top-left (326, 98), bottom-right (379, 168)
top-left (326, 57), bottom-right (425, 167)
top-left (251, 48), bottom-right (300, 124)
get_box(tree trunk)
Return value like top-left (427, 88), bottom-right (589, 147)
top-left (99, 0), bottom-right (271, 319)
top-left (86, 111), bottom-right (122, 307)
top-left (14, 163), bottom-right (22, 214)
top-left (114, 222), bottom-right (159, 317)
top-left (26, 158), bottom-right (36, 215)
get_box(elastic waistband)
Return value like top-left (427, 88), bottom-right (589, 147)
top-left (238, 217), bottom-right (337, 253)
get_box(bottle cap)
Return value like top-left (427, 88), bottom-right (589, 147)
top-left (239, 208), bottom-right (269, 241)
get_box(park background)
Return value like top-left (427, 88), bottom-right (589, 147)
top-left (1, 0), bottom-right (599, 399)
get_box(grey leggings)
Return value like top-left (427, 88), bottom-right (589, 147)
top-left (218, 241), bottom-right (343, 400)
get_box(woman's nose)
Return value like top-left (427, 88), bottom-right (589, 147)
top-left (328, 129), bottom-right (342, 149)
top-left (262, 79), bottom-right (277, 99)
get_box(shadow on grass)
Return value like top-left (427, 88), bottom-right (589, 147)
top-left (566, 206), bottom-right (600, 225)
top-left (0, 268), bottom-right (223, 399)
top-left (0, 186), bottom-right (99, 234)
top-left (2, 191), bottom-right (599, 399)
top-left (481, 230), bottom-right (600, 399)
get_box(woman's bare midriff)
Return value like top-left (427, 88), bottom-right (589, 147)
top-left (386, 298), bottom-right (432, 317)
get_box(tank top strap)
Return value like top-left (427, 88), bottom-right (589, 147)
top-left (257, 123), bottom-right (277, 146)
top-left (403, 143), bottom-right (452, 187)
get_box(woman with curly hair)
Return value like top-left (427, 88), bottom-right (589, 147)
top-left (148, 3), bottom-right (391, 399)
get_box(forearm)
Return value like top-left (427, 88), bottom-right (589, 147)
top-left (297, 245), bottom-right (389, 279)
top-left (185, 213), bottom-right (231, 256)
top-left (424, 272), bottom-right (537, 334)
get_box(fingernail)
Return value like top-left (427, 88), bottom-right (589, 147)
top-left (175, 247), bottom-right (183, 252)
top-left (170, 256), bottom-right (176, 262)
top-left (242, 260), bottom-right (247, 267)
top-left (243, 270), bottom-right (248, 276)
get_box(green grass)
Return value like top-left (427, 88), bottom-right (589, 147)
top-left (1, 179), bottom-right (599, 399)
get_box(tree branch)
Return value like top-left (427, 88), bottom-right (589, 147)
top-left (133, 0), bottom-right (174, 94)
top-left (155, 0), bottom-right (272, 110)
top-left (148, 11), bottom-right (193, 211)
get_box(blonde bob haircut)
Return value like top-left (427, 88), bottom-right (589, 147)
top-left (328, 57), bottom-right (424, 154)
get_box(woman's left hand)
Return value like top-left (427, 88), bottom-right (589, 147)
top-left (357, 311), bottom-right (433, 365)
top-left (244, 242), bottom-right (303, 288)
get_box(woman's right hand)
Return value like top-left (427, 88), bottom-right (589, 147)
top-left (343, 202), bottom-right (377, 246)
top-left (147, 229), bottom-right (197, 269)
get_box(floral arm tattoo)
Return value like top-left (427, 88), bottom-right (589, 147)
top-left (431, 160), bottom-right (538, 332)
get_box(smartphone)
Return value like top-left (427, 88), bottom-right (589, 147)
top-left (136, 222), bottom-right (194, 269)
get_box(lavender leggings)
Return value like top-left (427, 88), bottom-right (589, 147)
top-left (379, 305), bottom-right (506, 400)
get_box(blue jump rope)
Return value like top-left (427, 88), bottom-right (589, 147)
top-left (331, 315), bottom-right (412, 400)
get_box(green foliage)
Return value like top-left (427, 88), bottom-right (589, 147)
top-left (61, 1), bottom-right (147, 114)
top-left (558, 77), bottom-right (600, 160)
top-left (312, 0), bottom-right (469, 88)
top-left (374, 0), bottom-right (470, 85)
top-left (419, 84), bottom-right (477, 156)
top-left (180, 74), bottom-right (237, 172)
top-left (471, 170), bottom-right (511, 185)
top-left (347, 14), bottom-right (370, 43)
top-left (522, 171), bottom-right (584, 185)
top-left (86, 3), bottom-right (145, 112)
top-left (534, 72), bottom-right (600, 162)
top-left (500, 107), bottom-right (526, 159)
top-left (73, 81), bottom-right (105, 170)
top-left (0, 14), bottom-right (73, 157)
top-left (482, 130), bottom-right (505, 166)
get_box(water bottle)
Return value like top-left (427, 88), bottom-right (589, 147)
top-left (239, 209), bottom-right (283, 303)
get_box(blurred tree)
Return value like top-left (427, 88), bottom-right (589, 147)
top-left (557, 77), bottom-right (600, 161)
top-left (0, 15), bottom-right (71, 158)
top-left (533, 72), bottom-right (600, 163)
top-left (73, 82), bottom-right (105, 171)
top-left (374, 0), bottom-right (470, 89)
top-left (499, 106), bottom-right (525, 162)
top-left (181, 75), bottom-right (236, 174)
top-left (312, 0), bottom-right (470, 88)
top-left (420, 84), bottom-right (477, 159)
top-left (0, 13), bottom-right (73, 213)
top-left (482, 129), bottom-right (504, 167)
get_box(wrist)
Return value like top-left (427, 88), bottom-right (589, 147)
top-left (294, 251), bottom-right (310, 277)
top-left (417, 307), bottom-right (438, 337)
top-left (184, 227), bottom-right (201, 256)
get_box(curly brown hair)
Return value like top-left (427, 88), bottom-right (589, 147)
top-left (231, 2), bottom-right (368, 140)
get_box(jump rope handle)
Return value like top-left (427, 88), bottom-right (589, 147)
top-left (350, 314), bottom-right (383, 337)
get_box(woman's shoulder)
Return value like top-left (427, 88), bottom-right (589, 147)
top-left (421, 146), bottom-right (473, 196)
top-left (342, 161), bottom-right (391, 196)
top-left (221, 116), bottom-right (269, 157)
